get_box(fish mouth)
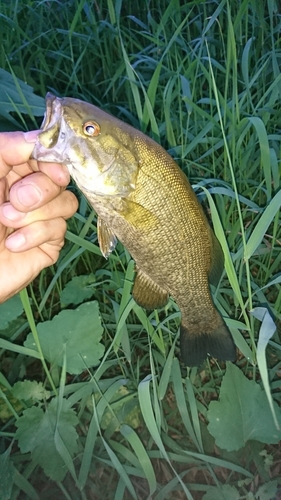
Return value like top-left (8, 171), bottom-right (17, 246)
top-left (41, 93), bottom-right (62, 133)
top-left (32, 93), bottom-right (68, 163)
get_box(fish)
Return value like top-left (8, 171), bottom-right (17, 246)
top-left (32, 92), bottom-right (236, 366)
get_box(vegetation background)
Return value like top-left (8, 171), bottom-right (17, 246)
top-left (0, 0), bottom-right (280, 498)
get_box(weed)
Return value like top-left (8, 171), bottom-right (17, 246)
top-left (0, 0), bottom-right (280, 499)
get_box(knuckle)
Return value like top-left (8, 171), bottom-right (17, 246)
top-left (37, 217), bottom-right (67, 242)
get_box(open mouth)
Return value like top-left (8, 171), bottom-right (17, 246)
top-left (36, 94), bottom-right (63, 150)
top-left (32, 94), bottom-right (67, 162)
top-left (41, 93), bottom-right (62, 130)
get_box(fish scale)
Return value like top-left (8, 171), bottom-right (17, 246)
top-left (32, 93), bottom-right (236, 366)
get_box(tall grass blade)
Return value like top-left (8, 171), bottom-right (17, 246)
top-left (121, 424), bottom-right (157, 496)
top-left (250, 307), bottom-right (279, 429)
top-left (244, 190), bottom-right (281, 260)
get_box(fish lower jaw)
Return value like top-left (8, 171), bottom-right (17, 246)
top-left (32, 147), bottom-right (65, 163)
top-left (71, 167), bottom-right (119, 197)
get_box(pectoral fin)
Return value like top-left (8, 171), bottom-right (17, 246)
top-left (97, 217), bottom-right (118, 258)
top-left (133, 269), bottom-right (169, 310)
top-left (120, 199), bottom-right (159, 231)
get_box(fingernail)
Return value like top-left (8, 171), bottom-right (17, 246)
top-left (24, 130), bottom-right (40, 143)
top-left (6, 232), bottom-right (26, 250)
top-left (17, 184), bottom-right (42, 207)
top-left (2, 204), bottom-right (25, 221)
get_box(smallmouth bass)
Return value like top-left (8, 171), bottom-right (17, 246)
top-left (32, 93), bottom-right (236, 366)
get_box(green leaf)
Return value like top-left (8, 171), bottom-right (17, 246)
top-left (202, 485), bottom-right (240, 500)
top-left (0, 295), bottom-right (23, 330)
top-left (15, 398), bottom-right (79, 481)
top-left (0, 448), bottom-right (15, 500)
top-left (0, 383), bottom-right (23, 421)
top-left (24, 301), bottom-right (104, 375)
top-left (207, 363), bottom-right (281, 451)
top-left (0, 68), bottom-right (45, 127)
top-left (60, 274), bottom-right (96, 307)
top-left (12, 380), bottom-right (51, 403)
top-left (100, 386), bottom-right (141, 432)
top-left (256, 480), bottom-right (279, 500)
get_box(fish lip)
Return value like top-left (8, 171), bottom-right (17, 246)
top-left (32, 93), bottom-right (68, 162)
top-left (40, 93), bottom-right (62, 132)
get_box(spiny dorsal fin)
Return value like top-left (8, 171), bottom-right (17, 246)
top-left (133, 269), bottom-right (169, 310)
top-left (97, 217), bottom-right (118, 258)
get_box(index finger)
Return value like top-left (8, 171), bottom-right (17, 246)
top-left (0, 131), bottom-right (40, 177)
top-left (37, 161), bottom-right (70, 187)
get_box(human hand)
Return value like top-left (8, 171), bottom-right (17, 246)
top-left (0, 130), bottom-right (78, 303)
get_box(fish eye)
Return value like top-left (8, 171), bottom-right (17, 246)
top-left (83, 121), bottom-right (100, 137)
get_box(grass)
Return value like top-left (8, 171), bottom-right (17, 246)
top-left (0, 0), bottom-right (281, 498)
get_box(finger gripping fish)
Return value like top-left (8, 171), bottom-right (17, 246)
top-left (32, 93), bottom-right (236, 366)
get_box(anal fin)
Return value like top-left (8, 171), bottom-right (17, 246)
top-left (97, 217), bottom-right (118, 258)
top-left (133, 269), bottom-right (169, 310)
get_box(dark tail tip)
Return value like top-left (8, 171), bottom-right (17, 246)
top-left (180, 322), bottom-right (236, 367)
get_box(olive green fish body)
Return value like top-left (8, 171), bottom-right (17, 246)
top-left (32, 94), bottom-right (236, 366)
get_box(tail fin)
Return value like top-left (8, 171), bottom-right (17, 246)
top-left (180, 321), bottom-right (236, 367)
